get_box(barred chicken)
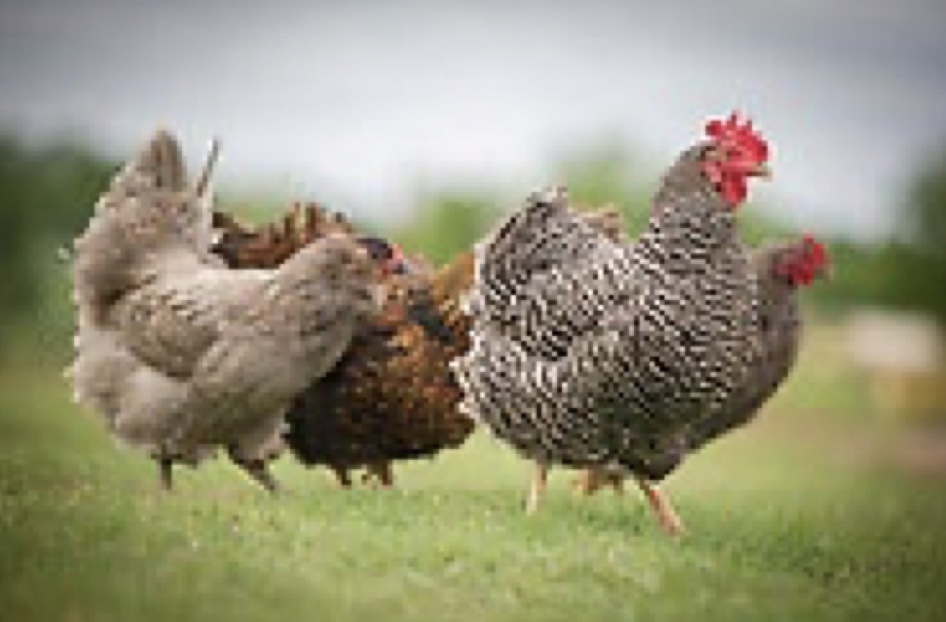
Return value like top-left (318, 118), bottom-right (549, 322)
top-left (574, 234), bottom-right (830, 505)
top-left (69, 130), bottom-right (397, 491)
top-left (452, 113), bottom-right (774, 534)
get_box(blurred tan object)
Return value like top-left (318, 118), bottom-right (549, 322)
top-left (845, 309), bottom-right (946, 422)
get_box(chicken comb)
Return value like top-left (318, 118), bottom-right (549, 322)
top-left (705, 111), bottom-right (769, 163)
top-left (785, 233), bottom-right (828, 286)
top-left (801, 233), bottom-right (828, 272)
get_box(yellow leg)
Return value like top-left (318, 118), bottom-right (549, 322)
top-left (635, 477), bottom-right (684, 537)
top-left (525, 462), bottom-right (549, 515)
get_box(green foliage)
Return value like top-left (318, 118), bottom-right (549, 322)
top-left (812, 241), bottom-right (902, 312)
top-left (891, 149), bottom-right (946, 324)
top-left (397, 190), bottom-right (500, 266)
top-left (812, 148), bottom-right (946, 324)
top-left (553, 143), bottom-right (642, 206)
top-left (0, 135), bottom-right (114, 350)
top-left (905, 148), bottom-right (946, 257)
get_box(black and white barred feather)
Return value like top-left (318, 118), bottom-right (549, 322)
top-left (452, 146), bottom-right (761, 480)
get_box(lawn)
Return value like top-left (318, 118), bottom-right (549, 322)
top-left (1, 324), bottom-right (944, 621)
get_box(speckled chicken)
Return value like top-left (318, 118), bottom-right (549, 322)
top-left (69, 130), bottom-right (392, 491)
top-left (452, 113), bottom-right (774, 534)
top-left (574, 234), bottom-right (830, 507)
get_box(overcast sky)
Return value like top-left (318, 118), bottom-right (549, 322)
top-left (1, 0), bottom-right (945, 240)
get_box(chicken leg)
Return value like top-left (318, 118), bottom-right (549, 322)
top-left (331, 465), bottom-right (353, 488)
top-left (228, 448), bottom-right (279, 493)
top-left (635, 477), bottom-right (684, 536)
top-left (158, 457), bottom-right (174, 491)
top-left (525, 462), bottom-right (549, 515)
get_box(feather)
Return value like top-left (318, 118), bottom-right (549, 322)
top-left (69, 130), bottom-right (383, 490)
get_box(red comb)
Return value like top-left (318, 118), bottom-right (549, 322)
top-left (705, 111), bottom-right (769, 162)
top-left (791, 233), bottom-right (828, 285)
top-left (802, 233), bottom-right (827, 269)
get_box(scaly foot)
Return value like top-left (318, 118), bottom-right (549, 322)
top-left (635, 477), bottom-right (685, 537)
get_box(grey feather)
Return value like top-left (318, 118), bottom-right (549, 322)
top-left (453, 146), bottom-right (762, 481)
top-left (69, 130), bottom-right (381, 485)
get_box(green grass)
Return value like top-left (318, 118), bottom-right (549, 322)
top-left (1, 341), bottom-right (945, 621)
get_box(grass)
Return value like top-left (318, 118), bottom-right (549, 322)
top-left (1, 326), bottom-right (945, 621)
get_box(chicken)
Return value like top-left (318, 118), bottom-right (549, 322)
top-left (68, 130), bottom-right (395, 491)
top-left (210, 204), bottom-right (476, 487)
top-left (451, 113), bottom-right (773, 534)
top-left (574, 234), bottom-right (830, 506)
top-left (285, 253), bottom-right (477, 487)
top-left (212, 201), bottom-right (632, 488)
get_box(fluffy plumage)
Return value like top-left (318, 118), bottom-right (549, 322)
top-left (452, 114), bottom-right (772, 533)
top-left (211, 205), bottom-right (477, 487)
top-left (213, 202), bottom-right (630, 487)
top-left (211, 202), bottom-right (356, 269)
top-left (69, 130), bottom-right (384, 491)
top-left (575, 234), bottom-right (830, 497)
top-left (687, 234), bottom-right (829, 444)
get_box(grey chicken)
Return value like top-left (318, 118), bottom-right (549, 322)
top-left (574, 235), bottom-right (830, 516)
top-left (452, 113), bottom-right (773, 534)
top-left (68, 130), bottom-right (394, 491)
top-left (686, 234), bottom-right (829, 445)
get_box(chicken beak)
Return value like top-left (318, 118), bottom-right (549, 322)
top-left (753, 162), bottom-right (772, 180)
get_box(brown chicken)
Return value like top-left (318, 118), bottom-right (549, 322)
top-left (211, 202), bottom-right (356, 269)
top-left (211, 203), bottom-right (476, 487)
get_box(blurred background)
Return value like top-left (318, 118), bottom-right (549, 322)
top-left (2, 0), bottom-right (945, 463)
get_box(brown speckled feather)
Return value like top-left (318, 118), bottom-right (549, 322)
top-left (212, 206), bottom-right (477, 484)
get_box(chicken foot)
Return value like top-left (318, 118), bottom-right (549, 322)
top-left (227, 448), bottom-right (279, 493)
top-left (635, 477), bottom-right (684, 536)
